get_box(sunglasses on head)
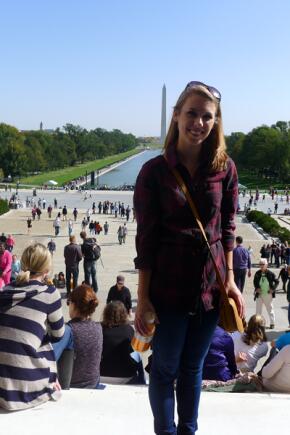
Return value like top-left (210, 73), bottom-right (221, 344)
top-left (185, 81), bottom-right (221, 102)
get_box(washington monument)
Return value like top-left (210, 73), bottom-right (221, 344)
top-left (160, 84), bottom-right (166, 145)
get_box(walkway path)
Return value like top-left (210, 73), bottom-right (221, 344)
top-left (1, 200), bottom-right (290, 434)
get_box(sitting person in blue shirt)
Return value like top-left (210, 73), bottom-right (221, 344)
top-left (203, 326), bottom-right (238, 381)
top-left (271, 330), bottom-right (290, 351)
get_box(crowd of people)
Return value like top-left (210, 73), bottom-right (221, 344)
top-left (0, 81), bottom-right (290, 434)
top-left (259, 241), bottom-right (290, 268)
top-left (0, 239), bottom-right (144, 411)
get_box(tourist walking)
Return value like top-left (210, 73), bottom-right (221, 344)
top-left (62, 205), bottom-right (68, 221)
top-left (47, 239), bottom-right (56, 256)
top-left (47, 204), bottom-right (53, 218)
top-left (117, 225), bottom-right (124, 245)
top-left (254, 258), bottom-right (278, 329)
top-left (73, 207), bottom-right (78, 221)
top-left (80, 231), bottom-right (100, 293)
top-left (36, 207), bottom-right (42, 220)
top-left (278, 264), bottom-right (288, 292)
top-left (68, 218), bottom-right (74, 237)
top-left (64, 235), bottom-right (83, 297)
top-left (122, 223), bottom-right (128, 243)
top-left (134, 81), bottom-right (244, 434)
top-left (53, 214), bottom-right (61, 236)
top-left (27, 217), bottom-right (32, 234)
top-left (104, 221), bottom-right (109, 235)
top-left (233, 236), bottom-right (251, 293)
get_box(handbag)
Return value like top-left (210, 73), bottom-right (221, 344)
top-left (171, 168), bottom-right (244, 333)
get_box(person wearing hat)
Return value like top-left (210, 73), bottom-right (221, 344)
top-left (106, 275), bottom-right (132, 315)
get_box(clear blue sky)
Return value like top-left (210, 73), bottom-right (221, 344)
top-left (1, 0), bottom-right (290, 137)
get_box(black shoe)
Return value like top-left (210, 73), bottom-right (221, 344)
top-left (270, 324), bottom-right (275, 329)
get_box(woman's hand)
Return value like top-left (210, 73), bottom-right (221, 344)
top-left (134, 298), bottom-right (158, 336)
top-left (225, 278), bottom-right (246, 319)
top-left (236, 352), bottom-right (248, 363)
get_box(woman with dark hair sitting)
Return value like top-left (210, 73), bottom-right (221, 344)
top-left (100, 301), bottom-right (145, 384)
top-left (53, 284), bottom-right (103, 388)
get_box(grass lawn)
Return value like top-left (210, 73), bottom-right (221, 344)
top-left (19, 149), bottom-right (141, 187)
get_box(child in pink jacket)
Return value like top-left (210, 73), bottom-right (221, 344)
top-left (0, 241), bottom-right (12, 289)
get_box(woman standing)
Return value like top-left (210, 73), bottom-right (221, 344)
top-left (134, 81), bottom-right (244, 434)
top-left (0, 243), bottom-right (65, 410)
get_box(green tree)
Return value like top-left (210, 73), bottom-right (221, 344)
top-left (0, 123), bottom-right (27, 177)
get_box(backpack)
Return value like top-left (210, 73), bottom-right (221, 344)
top-left (84, 240), bottom-right (101, 261)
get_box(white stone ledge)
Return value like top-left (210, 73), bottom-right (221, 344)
top-left (1, 385), bottom-right (290, 435)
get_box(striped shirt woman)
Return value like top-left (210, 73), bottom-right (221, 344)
top-left (0, 243), bottom-right (65, 411)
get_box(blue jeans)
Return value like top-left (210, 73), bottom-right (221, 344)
top-left (233, 268), bottom-right (247, 293)
top-left (84, 260), bottom-right (98, 292)
top-left (149, 307), bottom-right (219, 435)
top-left (52, 324), bottom-right (74, 361)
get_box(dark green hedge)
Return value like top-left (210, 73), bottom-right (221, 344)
top-left (0, 198), bottom-right (9, 215)
top-left (246, 210), bottom-right (290, 243)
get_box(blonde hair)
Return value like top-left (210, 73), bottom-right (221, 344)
top-left (243, 315), bottom-right (267, 345)
top-left (164, 84), bottom-right (228, 172)
top-left (17, 243), bottom-right (52, 284)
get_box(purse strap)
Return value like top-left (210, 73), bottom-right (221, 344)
top-left (171, 168), bottom-right (229, 303)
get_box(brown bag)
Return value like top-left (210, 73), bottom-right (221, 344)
top-left (171, 168), bottom-right (244, 333)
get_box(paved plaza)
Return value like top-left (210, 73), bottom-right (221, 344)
top-left (0, 188), bottom-right (290, 434)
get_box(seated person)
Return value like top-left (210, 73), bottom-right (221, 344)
top-left (53, 271), bottom-right (66, 288)
top-left (232, 314), bottom-right (268, 372)
top-left (262, 344), bottom-right (290, 393)
top-left (106, 275), bottom-right (132, 315)
top-left (10, 254), bottom-right (21, 281)
top-left (203, 326), bottom-right (238, 381)
top-left (53, 284), bottom-right (103, 388)
top-left (0, 243), bottom-right (64, 411)
top-left (271, 330), bottom-right (290, 351)
top-left (100, 301), bottom-right (145, 384)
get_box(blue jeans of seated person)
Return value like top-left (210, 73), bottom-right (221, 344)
top-left (149, 306), bottom-right (219, 435)
top-left (52, 324), bottom-right (74, 361)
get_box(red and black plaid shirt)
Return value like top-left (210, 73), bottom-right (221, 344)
top-left (134, 147), bottom-right (238, 313)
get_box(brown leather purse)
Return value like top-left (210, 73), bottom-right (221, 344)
top-left (172, 168), bottom-right (244, 333)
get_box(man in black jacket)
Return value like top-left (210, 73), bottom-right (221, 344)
top-left (80, 231), bottom-right (100, 293)
top-left (106, 275), bottom-right (132, 315)
top-left (254, 258), bottom-right (278, 329)
top-left (64, 235), bottom-right (83, 297)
